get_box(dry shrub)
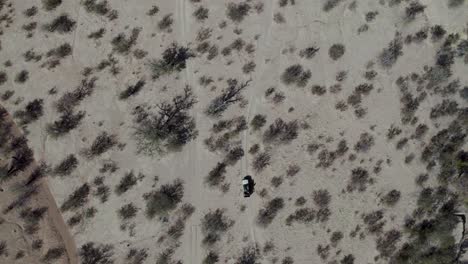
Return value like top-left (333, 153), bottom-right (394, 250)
top-left (330, 231), bottom-right (343, 247)
top-left (235, 246), bottom-right (259, 264)
top-left (14, 99), bottom-right (44, 125)
top-left (405, 1), bottom-right (426, 21)
top-left (79, 242), bottom-right (114, 264)
top-left (323, 0), bottom-right (344, 12)
top-left (281, 64), bottom-right (311, 87)
top-left (299, 46), bottom-right (319, 59)
top-left (203, 251), bottom-right (219, 264)
top-left (194, 6), bottom-right (209, 21)
top-left (126, 248), bottom-right (148, 264)
top-left (150, 43), bottom-right (194, 79)
top-left (61, 183), bottom-right (90, 212)
top-left (118, 203), bottom-right (138, 220)
top-left (430, 99), bottom-right (458, 119)
top-left (362, 210), bottom-right (385, 234)
top-left (86, 132), bottom-right (118, 158)
top-left (42, 247), bottom-right (65, 262)
top-left (144, 179), bottom-right (184, 218)
top-left (329, 44), bottom-right (345, 60)
top-left (347, 167), bottom-right (373, 192)
top-left (205, 79), bottom-right (250, 117)
top-left (263, 118), bottom-right (298, 144)
top-left (115, 171), bottom-right (138, 195)
top-left (226, 2), bottom-right (251, 23)
top-left (252, 152), bottom-right (270, 172)
top-left (286, 208), bottom-right (315, 225)
top-left (257, 197), bottom-right (284, 226)
top-left (201, 208), bottom-right (234, 245)
top-left (379, 34), bottom-right (403, 68)
top-left (47, 111), bottom-right (86, 137)
top-left (381, 189), bottom-right (401, 206)
top-left (250, 114), bottom-right (266, 130)
top-left (44, 14), bottom-right (76, 33)
top-left (313, 189), bottom-right (331, 208)
top-left (53, 154), bottom-right (78, 176)
top-left (354, 132), bottom-right (374, 152)
top-left (376, 229), bottom-right (401, 258)
top-left (206, 162), bottom-right (227, 187)
top-left (111, 28), bottom-right (140, 54)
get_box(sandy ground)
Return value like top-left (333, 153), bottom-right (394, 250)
top-left (0, 0), bottom-right (467, 263)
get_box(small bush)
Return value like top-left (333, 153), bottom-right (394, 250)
top-left (347, 167), bottom-right (373, 192)
top-left (42, 0), bottom-right (62, 11)
top-left (119, 80), bottom-right (145, 100)
top-left (226, 2), bottom-right (251, 23)
top-left (381, 189), bottom-right (401, 206)
top-left (202, 209), bottom-right (233, 245)
top-left (145, 179), bottom-right (184, 218)
top-left (430, 99), bottom-right (458, 119)
top-left (311, 85), bottom-right (326, 95)
top-left (194, 6), bottom-right (209, 21)
top-left (44, 14), bottom-right (76, 33)
top-left (286, 208), bottom-right (315, 225)
top-left (61, 183), bottom-right (90, 212)
top-left (263, 118), bottom-right (298, 143)
top-left (150, 43), bottom-right (194, 79)
top-left (47, 111), bottom-right (85, 137)
top-left (379, 35), bottom-right (403, 68)
top-left (257, 197), bottom-right (284, 226)
top-left (354, 132), bottom-right (374, 152)
top-left (203, 251), bottom-right (219, 264)
top-left (252, 152), bottom-right (270, 172)
top-left (299, 46), bottom-right (319, 59)
top-left (14, 99), bottom-right (44, 125)
top-left (363, 210), bottom-right (385, 234)
top-left (158, 14), bottom-right (173, 31)
top-left (118, 203), bottom-right (138, 220)
top-left (271, 176), bottom-right (283, 188)
top-left (115, 171), bottom-right (138, 195)
top-left (376, 229), bottom-right (401, 258)
top-left (405, 1), bottom-right (426, 21)
top-left (79, 242), bottom-right (114, 264)
top-left (126, 248), bottom-right (148, 264)
top-left (205, 79), bottom-right (250, 117)
top-left (86, 132), bottom-right (118, 157)
top-left (236, 246), bottom-right (259, 264)
top-left (0, 71), bottom-right (7, 86)
top-left (250, 114), bottom-right (266, 130)
top-left (323, 0), bottom-right (344, 12)
top-left (15, 70), bottom-right (29, 83)
top-left (111, 28), bottom-right (140, 54)
top-left (42, 247), bottom-right (65, 262)
top-left (206, 162), bottom-right (227, 187)
top-left (313, 189), bottom-right (331, 208)
top-left (225, 146), bottom-right (244, 164)
top-left (329, 44), bottom-right (345, 60)
top-left (340, 254), bottom-right (355, 264)
top-left (242, 61), bottom-right (256, 74)
top-left (147, 6), bottom-right (159, 16)
top-left (281, 64), bottom-right (311, 87)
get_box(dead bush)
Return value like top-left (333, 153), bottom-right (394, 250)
top-left (144, 179), bottom-right (184, 218)
top-left (134, 87), bottom-right (197, 154)
top-left (79, 242), bottom-right (114, 264)
top-left (313, 189), bottom-right (331, 208)
top-left (381, 189), bottom-right (401, 206)
top-left (115, 171), bottom-right (138, 195)
top-left (281, 64), bottom-right (311, 87)
top-left (44, 14), bottom-right (76, 33)
top-left (257, 197), bottom-right (284, 226)
top-left (118, 203), bottom-right (138, 220)
top-left (61, 183), bottom-right (90, 212)
top-left (263, 118), bottom-right (298, 143)
top-left (206, 162), bottom-right (227, 187)
top-left (150, 43), bottom-right (194, 79)
top-left (252, 152), bottom-right (270, 172)
top-left (329, 44), bottom-right (345, 60)
top-left (347, 167), bottom-right (373, 192)
top-left (226, 2), bottom-right (251, 23)
top-left (205, 79), bottom-right (250, 117)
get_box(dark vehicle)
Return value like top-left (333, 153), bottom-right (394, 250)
top-left (243, 175), bottom-right (255, 197)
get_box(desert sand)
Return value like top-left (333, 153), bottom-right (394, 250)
top-left (0, 0), bottom-right (468, 264)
